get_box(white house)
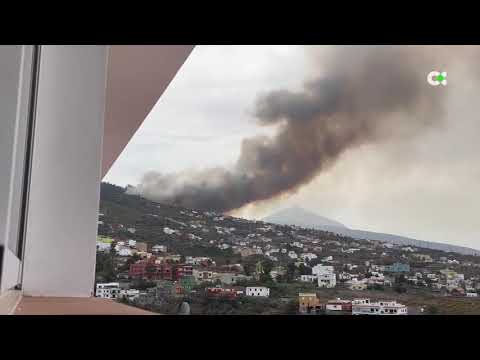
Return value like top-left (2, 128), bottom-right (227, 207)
top-left (246, 286), bottom-right (270, 297)
top-left (301, 253), bottom-right (318, 262)
top-left (96, 283), bottom-right (121, 299)
top-left (318, 273), bottom-right (336, 288)
top-left (119, 289), bottom-right (140, 301)
top-left (342, 248), bottom-right (360, 254)
top-left (186, 256), bottom-right (211, 265)
top-left (288, 251), bottom-right (298, 259)
top-left (313, 265), bottom-right (336, 288)
top-left (96, 241), bottom-right (111, 252)
top-left (127, 227), bottom-right (136, 234)
top-left (219, 243), bottom-right (231, 250)
top-left (118, 247), bottom-right (133, 257)
top-left (369, 271), bottom-right (385, 282)
top-left (152, 244), bottom-right (167, 253)
top-left (128, 239), bottom-right (136, 247)
top-left (346, 264), bottom-right (358, 271)
top-left (312, 264), bottom-right (334, 276)
top-left (338, 272), bottom-right (352, 281)
top-left (300, 275), bottom-right (318, 283)
top-left (163, 227), bottom-right (177, 235)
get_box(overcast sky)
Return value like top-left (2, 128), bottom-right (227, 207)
top-left (104, 45), bottom-right (480, 250)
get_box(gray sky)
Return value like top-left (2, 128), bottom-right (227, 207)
top-left (104, 45), bottom-right (480, 249)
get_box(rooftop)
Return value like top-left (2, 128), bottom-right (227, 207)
top-left (1, 291), bottom-right (155, 315)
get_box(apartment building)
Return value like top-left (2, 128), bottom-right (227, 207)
top-left (246, 286), bottom-right (270, 297)
top-left (352, 299), bottom-right (408, 315)
top-left (96, 283), bottom-right (121, 299)
top-left (318, 273), bottom-right (337, 288)
top-left (313, 264), bottom-right (336, 288)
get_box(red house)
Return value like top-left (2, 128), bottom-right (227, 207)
top-left (129, 259), bottom-right (192, 282)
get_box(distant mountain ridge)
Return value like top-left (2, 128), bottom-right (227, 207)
top-left (263, 207), bottom-right (480, 256)
top-left (263, 206), bottom-right (347, 230)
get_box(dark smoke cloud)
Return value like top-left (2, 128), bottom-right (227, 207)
top-left (131, 46), bottom-right (449, 212)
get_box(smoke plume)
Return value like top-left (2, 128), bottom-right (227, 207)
top-left (131, 46), bottom-right (450, 212)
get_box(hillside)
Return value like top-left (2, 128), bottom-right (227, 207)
top-left (96, 182), bottom-right (480, 315)
top-left (99, 182), bottom-right (478, 261)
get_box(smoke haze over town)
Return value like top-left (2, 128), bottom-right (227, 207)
top-left (104, 46), bottom-right (480, 250)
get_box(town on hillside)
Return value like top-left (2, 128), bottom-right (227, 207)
top-left (95, 183), bottom-right (480, 315)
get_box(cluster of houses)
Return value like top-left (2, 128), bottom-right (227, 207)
top-left (298, 293), bottom-right (408, 315)
top-left (298, 262), bottom-right (411, 290)
top-left (96, 235), bottom-right (150, 257)
top-left (96, 280), bottom-right (271, 302)
top-left (97, 207), bottom-right (480, 313)
top-left (337, 262), bottom-right (409, 290)
top-left (294, 257), bottom-right (480, 297)
top-left (125, 252), bottom-right (255, 286)
top-left (95, 240), bottom-right (273, 302)
top-left (97, 226), bottom-right (480, 299)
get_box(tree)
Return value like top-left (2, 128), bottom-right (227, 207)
top-left (132, 279), bottom-right (156, 290)
top-left (262, 259), bottom-right (274, 275)
top-left (372, 283), bottom-right (384, 291)
top-left (244, 263), bottom-right (253, 276)
top-left (260, 272), bottom-right (274, 285)
top-left (109, 241), bottom-right (118, 257)
top-left (426, 305), bottom-right (439, 315)
top-left (145, 264), bottom-right (157, 279)
top-left (286, 263), bottom-right (296, 282)
top-left (96, 252), bottom-right (116, 282)
top-left (298, 263), bottom-right (312, 275)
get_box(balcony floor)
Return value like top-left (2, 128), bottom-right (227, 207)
top-left (14, 296), bottom-right (156, 315)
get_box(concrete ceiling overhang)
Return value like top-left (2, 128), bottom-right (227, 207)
top-left (102, 45), bottom-right (195, 178)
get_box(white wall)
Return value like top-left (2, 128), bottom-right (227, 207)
top-left (21, 46), bottom-right (108, 297)
top-left (0, 46), bottom-right (33, 293)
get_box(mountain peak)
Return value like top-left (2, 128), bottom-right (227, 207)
top-left (262, 207), bottom-right (347, 230)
